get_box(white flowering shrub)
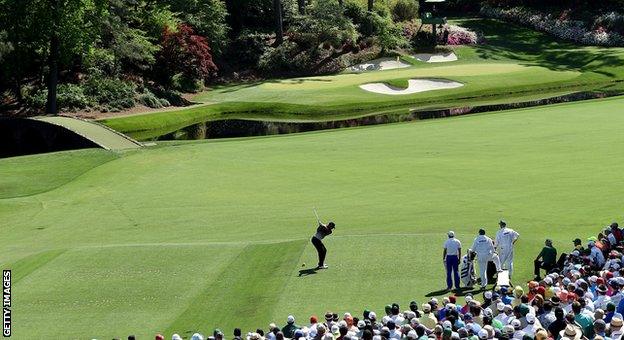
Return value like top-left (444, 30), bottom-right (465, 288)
top-left (480, 5), bottom-right (624, 46)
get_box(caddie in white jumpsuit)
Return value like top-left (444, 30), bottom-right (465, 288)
top-left (471, 228), bottom-right (501, 288)
top-left (495, 220), bottom-right (520, 279)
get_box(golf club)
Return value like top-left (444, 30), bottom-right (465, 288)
top-left (313, 207), bottom-right (321, 225)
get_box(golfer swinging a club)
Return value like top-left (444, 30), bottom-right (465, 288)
top-left (311, 208), bottom-right (335, 269)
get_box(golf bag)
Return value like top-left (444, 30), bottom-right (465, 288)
top-left (460, 255), bottom-right (476, 287)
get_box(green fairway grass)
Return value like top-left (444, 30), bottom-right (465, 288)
top-left (99, 19), bottom-right (624, 140)
top-left (3, 97), bottom-right (624, 338)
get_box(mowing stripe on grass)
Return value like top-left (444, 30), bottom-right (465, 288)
top-left (4, 249), bottom-right (67, 285)
top-left (165, 240), bottom-right (306, 336)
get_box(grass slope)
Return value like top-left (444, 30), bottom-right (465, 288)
top-left (100, 19), bottom-right (624, 139)
top-left (0, 149), bottom-right (118, 198)
top-left (2, 97), bottom-right (624, 338)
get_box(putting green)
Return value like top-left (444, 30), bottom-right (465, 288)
top-left (3, 96), bottom-right (624, 338)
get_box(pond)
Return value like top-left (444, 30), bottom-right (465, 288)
top-left (155, 91), bottom-right (621, 141)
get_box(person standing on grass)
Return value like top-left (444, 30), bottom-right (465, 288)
top-left (443, 231), bottom-right (462, 291)
top-left (495, 220), bottom-right (520, 279)
top-left (471, 228), bottom-right (501, 289)
top-left (312, 221), bottom-right (335, 269)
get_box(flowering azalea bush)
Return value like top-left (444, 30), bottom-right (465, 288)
top-left (480, 5), bottom-right (624, 46)
top-left (443, 25), bottom-right (483, 45)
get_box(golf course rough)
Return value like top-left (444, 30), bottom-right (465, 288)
top-left (3, 96), bottom-right (624, 338)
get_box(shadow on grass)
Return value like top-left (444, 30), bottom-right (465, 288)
top-left (426, 286), bottom-right (487, 297)
top-left (298, 268), bottom-right (319, 277)
top-left (457, 19), bottom-right (624, 77)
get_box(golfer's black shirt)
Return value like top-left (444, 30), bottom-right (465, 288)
top-left (314, 224), bottom-right (332, 240)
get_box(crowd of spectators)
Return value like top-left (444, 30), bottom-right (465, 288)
top-left (129, 223), bottom-right (624, 340)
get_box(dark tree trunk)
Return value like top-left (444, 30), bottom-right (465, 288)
top-left (368, 0), bottom-right (374, 11)
top-left (46, 0), bottom-right (60, 115)
top-left (273, 0), bottom-right (284, 45)
top-left (298, 0), bottom-right (305, 14)
top-left (338, 0), bottom-right (344, 7)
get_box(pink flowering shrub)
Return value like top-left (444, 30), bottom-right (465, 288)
top-left (440, 25), bottom-right (483, 45)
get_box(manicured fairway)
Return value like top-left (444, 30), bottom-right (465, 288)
top-left (3, 97), bottom-right (624, 338)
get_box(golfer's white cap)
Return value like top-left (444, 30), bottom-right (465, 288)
top-left (191, 333), bottom-right (204, 340)
top-left (496, 302), bottom-right (505, 311)
top-left (369, 311), bottom-right (377, 319)
top-left (484, 291), bottom-right (493, 299)
top-left (172, 335), bottom-right (183, 340)
top-left (526, 314), bottom-right (535, 324)
top-left (287, 315), bottom-right (295, 323)
top-left (448, 231), bottom-right (455, 238)
top-left (478, 329), bottom-right (488, 339)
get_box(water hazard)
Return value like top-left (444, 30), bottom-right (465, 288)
top-left (155, 91), bottom-right (621, 141)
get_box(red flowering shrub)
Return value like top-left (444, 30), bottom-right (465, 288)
top-left (157, 24), bottom-right (218, 83)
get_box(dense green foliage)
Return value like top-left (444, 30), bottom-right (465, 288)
top-left (0, 0), bottom-right (227, 112)
top-left (0, 0), bottom-right (420, 113)
top-left (4, 96), bottom-right (624, 337)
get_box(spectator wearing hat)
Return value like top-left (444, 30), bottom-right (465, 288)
top-left (494, 303), bottom-right (507, 324)
top-left (589, 241), bottom-right (606, 268)
top-left (534, 239), bottom-right (557, 281)
top-left (521, 314), bottom-right (541, 338)
top-left (477, 328), bottom-right (488, 340)
top-left (482, 291), bottom-right (493, 310)
top-left (596, 285), bottom-right (613, 311)
top-left (471, 229), bottom-right (501, 289)
top-left (282, 315), bottom-right (300, 338)
top-left (191, 333), bottom-right (204, 340)
top-left (502, 324), bottom-right (514, 338)
top-left (172, 334), bottom-right (183, 340)
top-left (560, 324), bottom-right (582, 340)
top-left (464, 313), bottom-right (482, 334)
top-left (495, 220), bottom-right (520, 279)
top-left (610, 317), bottom-right (624, 340)
top-left (443, 231), bottom-right (462, 291)
top-left (420, 303), bottom-right (438, 330)
top-left (511, 319), bottom-right (525, 339)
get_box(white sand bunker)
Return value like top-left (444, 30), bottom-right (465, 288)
top-left (412, 52), bottom-right (458, 63)
top-left (348, 57), bottom-right (411, 72)
top-left (359, 79), bottom-right (463, 95)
